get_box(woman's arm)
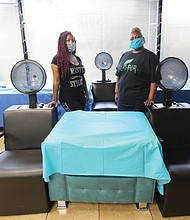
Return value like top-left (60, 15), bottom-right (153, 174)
top-left (144, 82), bottom-right (157, 106)
top-left (83, 76), bottom-right (90, 104)
top-left (48, 64), bottom-right (60, 107)
top-left (115, 77), bottom-right (119, 103)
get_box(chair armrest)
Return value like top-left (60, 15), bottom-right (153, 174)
top-left (0, 130), bottom-right (4, 138)
top-left (158, 136), bottom-right (164, 143)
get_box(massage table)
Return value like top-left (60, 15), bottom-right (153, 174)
top-left (41, 111), bottom-right (170, 209)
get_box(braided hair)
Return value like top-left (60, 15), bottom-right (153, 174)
top-left (56, 31), bottom-right (76, 79)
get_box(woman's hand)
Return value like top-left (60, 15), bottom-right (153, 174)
top-left (115, 93), bottom-right (118, 103)
top-left (47, 101), bottom-right (58, 108)
top-left (144, 98), bottom-right (154, 106)
top-left (115, 77), bottom-right (119, 104)
top-left (86, 94), bottom-right (90, 104)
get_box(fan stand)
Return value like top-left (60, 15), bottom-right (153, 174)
top-left (97, 70), bottom-right (111, 83)
top-left (29, 94), bottom-right (37, 108)
top-left (163, 91), bottom-right (172, 107)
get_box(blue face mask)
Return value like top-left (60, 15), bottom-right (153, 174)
top-left (130, 38), bottom-right (144, 50)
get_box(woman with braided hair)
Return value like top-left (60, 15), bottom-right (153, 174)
top-left (48, 31), bottom-right (90, 111)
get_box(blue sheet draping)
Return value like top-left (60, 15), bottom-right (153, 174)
top-left (41, 111), bottom-right (171, 195)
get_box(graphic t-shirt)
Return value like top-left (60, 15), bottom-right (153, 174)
top-left (115, 49), bottom-right (158, 106)
top-left (51, 55), bottom-right (86, 103)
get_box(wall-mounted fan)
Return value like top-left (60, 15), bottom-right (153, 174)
top-left (11, 59), bottom-right (46, 108)
top-left (155, 57), bottom-right (188, 107)
top-left (95, 52), bottom-right (113, 82)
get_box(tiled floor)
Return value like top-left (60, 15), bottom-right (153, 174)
top-left (0, 137), bottom-right (190, 220)
top-left (1, 202), bottom-right (190, 220)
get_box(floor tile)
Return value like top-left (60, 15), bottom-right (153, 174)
top-left (47, 202), bottom-right (99, 220)
top-left (149, 202), bottom-right (190, 220)
top-left (0, 213), bottom-right (47, 220)
top-left (99, 203), bottom-right (153, 220)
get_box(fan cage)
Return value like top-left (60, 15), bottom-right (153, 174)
top-left (11, 59), bottom-right (46, 95)
top-left (95, 52), bottom-right (113, 71)
top-left (155, 57), bottom-right (188, 107)
top-left (155, 57), bottom-right (188, 92)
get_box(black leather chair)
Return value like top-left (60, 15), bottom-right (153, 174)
top-left (148, 103), bottom-right (190, 217)
top-left (0, 105), bottom-right (58, 216)
top-left (91, 82), bottom-right (117, 111)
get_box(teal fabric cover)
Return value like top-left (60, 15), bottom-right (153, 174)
top-left (48, 174), bottom-right (156, 203)
top-left (41, 111), bottom-right (170, 194)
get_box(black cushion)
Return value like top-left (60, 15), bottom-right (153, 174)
top-left (92, 82), bottom-right (116, 102)
top-left (4, 105), bottom-right (58, 150)
top-left (0, 149), bottom-right (42, 177)
top-left (148, 103), bottom-right (190, 217)
top-left (164, 150), bottom-right (190, 180)
top-left (91, 82), bottom-right (117, 111)
top-left (0, 149), bottom-right (53, 215)
top-left (148, 103), bottom-right (190, 150)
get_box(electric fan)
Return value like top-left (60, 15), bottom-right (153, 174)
top-left (95, 52), bottom-right (113, 82)
top-left (155, 57), bottom-right (188, 107)
top-left (11, 59), bottom-right (47, 108)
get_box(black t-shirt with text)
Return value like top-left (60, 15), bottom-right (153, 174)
top-left (51, 56), bottom-right (86, 103)
top-left (115, 49), bottom-right (158, 106)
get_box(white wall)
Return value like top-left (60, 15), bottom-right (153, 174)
top-left (0, 2), bottom-right (23, 87)
top-left (0, 0), bottom-right (158, 87)
top-left (160, 0), bottom-right (190, 78)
